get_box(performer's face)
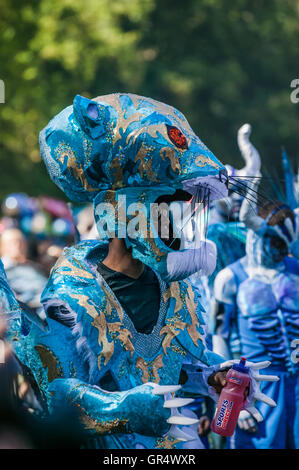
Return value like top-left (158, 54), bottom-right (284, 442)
top-left (0, 229), bottom-right (27, 263)
top-left (262, 232), bottom-right (289, 263)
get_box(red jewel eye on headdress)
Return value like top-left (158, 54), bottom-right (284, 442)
top-left (166, 125), bottom-right (188, 149)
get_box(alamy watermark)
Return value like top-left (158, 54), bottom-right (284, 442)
top-left (290, 79), bottom-right (299, 104)
top-left (0, 80), bottom-right (5, 104)
top-left (94, 197), bottom-right (204, 240)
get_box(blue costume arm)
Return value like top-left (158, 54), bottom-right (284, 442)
top-left (49, 378), bottom-right (170, 437)
top-left (19, 315), bottom-right (171, 438)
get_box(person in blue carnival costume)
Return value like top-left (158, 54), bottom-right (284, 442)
top-left (214, 173), bottom-right (299, 449)
top-left (11, 93), bottom-right (279, 449)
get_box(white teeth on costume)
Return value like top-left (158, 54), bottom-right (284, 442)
top-left (254, 392), bottom-right (276, 407)
top-left (150, 383), bottom-right (199, 430)
top-left (164, 398), bottom-right (194, 408)
top-left (254, 374), bottom-right (280, 382)
top-left (152, 385), bottom-right (182, 395)
top-left (168, 425), bottom-right (197, 442)
top-left (245, 406), bottom-right (263, 422)
top-left (167, 415), bottom-right (199, 425)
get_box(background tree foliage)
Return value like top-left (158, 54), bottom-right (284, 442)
top-left (0, 0), bottom-right (298, 200)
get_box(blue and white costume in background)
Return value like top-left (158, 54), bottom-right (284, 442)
top-left (190, 124), bottom-right (261, 357)
top-left (207, 124), bottom-right (261, 284)
top-left (215, 177), bottom-right (299, 448)
top-left (10, 93), bottom-right (277, 449)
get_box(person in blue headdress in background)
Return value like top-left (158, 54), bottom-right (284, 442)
top-left (214, 172), bottom-right (299, 448)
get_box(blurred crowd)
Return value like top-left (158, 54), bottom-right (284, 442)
top-left (0, 193), bottom-right (97, 448)
top-left (0, 193), bottom-right (100, 309)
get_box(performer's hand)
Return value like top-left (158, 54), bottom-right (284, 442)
top-left (207, 368), bottom-right (230, 394)
top-left (207, 368), bottom-right (250, 397)
top-left (198, 415), bottom-right (210, 436)
top-left (219, 359), bottom-right (279, 423)
top-left (238, 410), bottom-right (258, 433)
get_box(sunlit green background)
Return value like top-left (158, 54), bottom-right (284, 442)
top-left (0, 0), bottom-right (298, 200)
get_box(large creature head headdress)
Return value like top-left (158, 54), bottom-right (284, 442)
top-left (40, 93), bottom-right (228, 281)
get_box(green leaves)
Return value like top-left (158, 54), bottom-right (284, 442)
top-left (0, 0), bottom-right (298, 200)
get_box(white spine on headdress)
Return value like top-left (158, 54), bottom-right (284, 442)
top-left (235, 123), bottom-right (264, 231)
top-left (226, 123), bottom-right (261, 178)
top-left (236, 123), bottom-right (261, 176)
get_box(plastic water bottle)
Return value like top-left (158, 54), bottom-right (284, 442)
top-left (211, 357), bottom-right (251, 437)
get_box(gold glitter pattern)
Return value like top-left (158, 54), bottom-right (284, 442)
top-left (155, 435), bottom-right (180, 449)
top-left (160, 320), bottom-right (186, 355)
top-left (77, 402), bottom-right (129, 434)
top-left (160, 281), bottom-right (203, 353)
top-left (71, 288), bottom-right (135, 369)
top-left (55, 142), bottom-right (98, 192)
top-left (52, 256), bottom-right (94, 280)
top-left (160, 147), bottom-right (181, 173)
top-left (163, 282), bottom-right (183, 313)
top-left (134, 144), bottom-right (159, 182)
top-left (34, 345), bottom-right (63, 383)
top-left (136, 354), bottom-right (164, 384)
top-left (108, 322), bottom-right (134, 357)
top-left (185, 282), bottom-right (202, 347)
top-left (71, 294), bottom-right (114, 369)
top-left (195, 154), bottom-right (222, 170)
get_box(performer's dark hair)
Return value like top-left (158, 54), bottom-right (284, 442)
top-left (258, 200), bottom-right (294, 226)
